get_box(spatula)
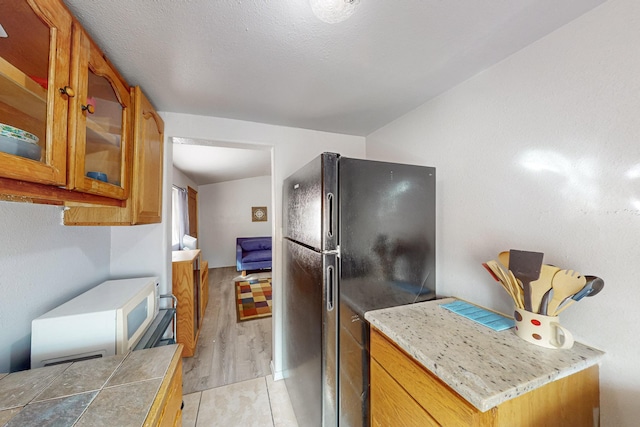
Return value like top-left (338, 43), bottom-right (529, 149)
top-left (552, 274), bottom-right (600, 316)
top-left (546, 270), bottom-right (587, 315)
top-left (508, 249), bottom-right (544, 312)
top-left (528, 264), bottom-right (560, 313)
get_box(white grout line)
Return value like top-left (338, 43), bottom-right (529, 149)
top-left (264, 376), bottom-right (277, 427)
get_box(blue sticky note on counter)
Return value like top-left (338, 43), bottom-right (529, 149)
top-left (440, 300), bottom-right (514, 331)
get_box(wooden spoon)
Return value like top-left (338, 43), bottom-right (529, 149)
top-left (488, 260), bottom-right (524, 309)
top-left (484, 261), bottom-right (514, 305)
top-left (529, 264), bottom-right (560, 313)
top-left (498, 251), bottom-right (510, 268)
top-left (506, 269), bottom-right (525, 309)
top-left (553, 276), bottom-right (605, 316)
top-left (546, 270), bottom-right (586, 315)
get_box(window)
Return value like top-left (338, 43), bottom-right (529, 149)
top-left (171, 186), bottom-right (189, 250)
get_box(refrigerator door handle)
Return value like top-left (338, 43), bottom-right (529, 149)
top-left (326, 193), bottom-right (334, 238)
top-left (326, 265), bottom-right (335, 311)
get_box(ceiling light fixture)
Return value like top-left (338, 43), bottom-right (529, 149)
top-left (310, 0), bottom-right (360, 24)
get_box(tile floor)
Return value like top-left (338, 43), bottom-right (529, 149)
top-left (182, 375), bottom-right (298, 427)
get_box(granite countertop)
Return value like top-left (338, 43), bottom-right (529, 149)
top-left (0, 344), bottom-right (181, 427)
top-left (364, 298), bottom-right (605, 412)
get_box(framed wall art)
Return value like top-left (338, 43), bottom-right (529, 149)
top-left (252, 206), bottom-right (267, 222)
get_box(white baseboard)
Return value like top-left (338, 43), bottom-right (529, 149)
top-left (270, 360), bottom-right (284, 381)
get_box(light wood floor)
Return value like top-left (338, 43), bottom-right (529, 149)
top-left (182, 266), bottom-right (273, 395)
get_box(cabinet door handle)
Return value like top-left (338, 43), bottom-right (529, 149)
top-left (59, 86), bottom-right (75, 97)
top-left (82, 104), bottom-right (95, 114)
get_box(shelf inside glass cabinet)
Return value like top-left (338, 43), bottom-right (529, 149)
top-left (0, 55), bottom-right (47, 161)
top-left (0, 56), bottom-right (47, 120)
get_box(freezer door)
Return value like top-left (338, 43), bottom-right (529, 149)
top-left (283, 240), bottom-right (338, 427)
top-left (338, 158), bottom-right (437, 315)
top-left (283, 153), bottom-right (338, 252)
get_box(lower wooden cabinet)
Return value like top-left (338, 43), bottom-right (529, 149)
top-left (370, 327), bottom-right (600, 427)
top-left (172, 249), bottom-right (208, 357)
top-left (144, 346), bottom-right (183, 427)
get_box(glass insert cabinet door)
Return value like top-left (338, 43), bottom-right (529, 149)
top-left (68, 26), bottom-right (130, 200)
top-left (0, 0), bottom-right (72, 185)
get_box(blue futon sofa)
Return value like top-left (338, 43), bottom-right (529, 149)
top-left (236, 237), bottom-right (272, 276)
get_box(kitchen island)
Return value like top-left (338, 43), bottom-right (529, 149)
top-left (365, 298), bottom-right (604, 426)
top-left (0, 344), bottom-right (182, 426)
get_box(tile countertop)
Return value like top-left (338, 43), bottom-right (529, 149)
top-left (0, 344), bottom-right (181, 427)
top-left (364, 298), bottom-right (605, 412)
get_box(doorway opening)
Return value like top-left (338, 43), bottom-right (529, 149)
top-left (171, 136), bottom-right (275, 393)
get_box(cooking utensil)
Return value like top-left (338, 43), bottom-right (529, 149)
top-left (484, 261), bottom-right (517, 304)
top-left (482, 262), bottom-right (501, 282)
top-left (553, 276), bottom-right (604, 316)
top-left (546, 270), bottom-right (586, 315)
top-left (498, 251), bottom-right (510, 268)
top-left (539, 288), bottom-right (554, 315)
top-left (509, 249), bottom-right (544, 312)
top-left (483, 261), bottom-right (517, 302)
top-left (506, 269), bottom-right (525, 309)
top-left (580, 275), bottom-right (605, 298)
top-left (528, 264), bottom-right (560, 313)
top-left (485, 260), bottom-right (523, 308)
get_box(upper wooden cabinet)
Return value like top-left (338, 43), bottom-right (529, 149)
top-left (0, 0), bottom-right (72, 186)
top-left (0, 0), bottom-right (148, 208)
top-left (130, 86), bottom-right (164, 224)
top-left (63, 86), bottom-right (164, 225)
top-left (67, 23), bottom-right (131, 201)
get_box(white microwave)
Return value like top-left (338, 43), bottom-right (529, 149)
top-left (31, 276), bottom-right (159, 368)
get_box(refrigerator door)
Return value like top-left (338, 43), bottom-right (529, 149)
top-left (283, 153), bottom-right (338, 251)
top-left (338, 157), bottom-right (436, 426)
top-left (283, 239), bottom-right (338, 427)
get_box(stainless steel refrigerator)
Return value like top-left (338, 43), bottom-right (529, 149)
top-left (283, 153), bottom-right (436, 427)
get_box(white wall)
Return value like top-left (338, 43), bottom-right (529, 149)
top-left (199, 175), bottom-right (272, 268)
top-left (108, 167), bottom-right (185, 300)
top-left (366, 0), bottom-right (638, 424)
top-left (0, 202), bottom-right (111, 372)
top-left (161, 112), bottom-right (366, 377)
top-left (172, 166), bottom-right (198, 190)
top-left (1, 132), bottom-right (175, 372)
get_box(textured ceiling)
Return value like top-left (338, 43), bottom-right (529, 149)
top-left (61, 0), bottom-right (606, 184)
top-left (63, 0), bottom-right (606, 137)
